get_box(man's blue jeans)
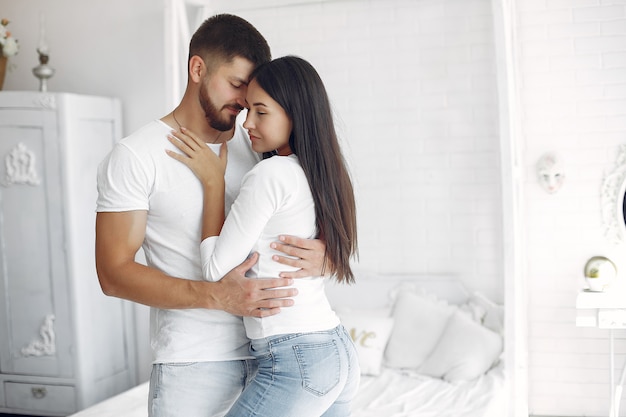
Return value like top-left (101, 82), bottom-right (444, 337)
top-left (149, 358), bottom-right (256, 417)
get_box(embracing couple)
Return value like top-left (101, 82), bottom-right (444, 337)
top-left (95, 14), bottom-right (359, 417)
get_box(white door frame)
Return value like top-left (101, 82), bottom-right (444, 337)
top-left (164, 0), bottom-right (212, 109)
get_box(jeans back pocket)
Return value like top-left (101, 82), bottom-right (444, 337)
top-left (293, 340), bottom-right (341, 396)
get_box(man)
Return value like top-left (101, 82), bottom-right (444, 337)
top-left (95, 14), bottom-right (328, 417)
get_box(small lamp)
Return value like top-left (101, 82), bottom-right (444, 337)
top-left (32, 13), bottom-right (54, 92)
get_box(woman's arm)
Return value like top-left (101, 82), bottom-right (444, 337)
top-left (167, 127), bottom-right (283, 283)
top-left (167, 128), bottom-right (327, 281)
top-left (95, 211), bottom-right (297, 316)
top-left (166, 127), bottom-right (227, 239)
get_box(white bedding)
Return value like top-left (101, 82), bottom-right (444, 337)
top-left (69, 382), bottom-right (148, 417)
top-left (71, 365), bottom-right (505, 417)
top-left (352, 364), bottom-right (505, 417)
top-left (329, 275), bottom-right (506, 417)
top-left (71, 275), bottom-right (506, 417)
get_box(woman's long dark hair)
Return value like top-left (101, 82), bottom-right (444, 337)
top-left (250, 56), bottom-right (358, 284)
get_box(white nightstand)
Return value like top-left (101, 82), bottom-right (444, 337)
top-left (576, 289), bottom-right (626, 417)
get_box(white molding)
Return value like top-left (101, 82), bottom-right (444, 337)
top-left (34, 94), bottom-right (56, 110)
top-left (492, 0), bottom-right (528, 416)
top-left (20, 314), bottom-right (56, 357)
top-left (165, 0), bottom-right (213, 109)
top-left (602, 144), bottom-right (626, 245)
top-left (2, 142), bottom-right (42, 187)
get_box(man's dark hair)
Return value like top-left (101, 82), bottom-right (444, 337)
top-left (189, 14), bottom-right (271, 73)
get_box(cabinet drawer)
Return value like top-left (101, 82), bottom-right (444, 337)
top-left (5, 382), bottom-right (76, 414)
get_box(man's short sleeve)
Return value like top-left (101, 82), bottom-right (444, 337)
top-left (96, 143), bottom-right (151, 212)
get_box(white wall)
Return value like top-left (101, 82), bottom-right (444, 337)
top-left (0, 0), bottom-right (168, 135)
top-left (517, 1), bottom-right (626, 416)
top-left (222, 0), bottom-right (505, 303)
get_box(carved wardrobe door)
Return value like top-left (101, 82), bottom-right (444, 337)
top-left (0, 92), bottom-right (137, 416)
top-left (0, 100), bottom-right (73, 378)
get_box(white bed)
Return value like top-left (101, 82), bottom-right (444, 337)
top-left (325, 274), bottom-right (506, 417)
top-left (71, 274), bottom-right (505, 417)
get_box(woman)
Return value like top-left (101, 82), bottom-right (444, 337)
top-left (167, 55), bottom-right (359, 416)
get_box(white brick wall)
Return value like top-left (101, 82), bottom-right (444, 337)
top-left (226, 0), bottom-right (504, 302)
top-left (517, 0), bottom-right (626, 416)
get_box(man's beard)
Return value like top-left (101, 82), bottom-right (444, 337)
top-left (199, 82), bottom-right (242, 132)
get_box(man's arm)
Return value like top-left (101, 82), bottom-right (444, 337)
top-left (95, 211), bottom-right (297, 317)
top-left (271, 235), bottom-right (334, 278)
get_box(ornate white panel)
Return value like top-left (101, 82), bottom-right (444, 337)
top-left (601, 144), bottom-right (626, 245)
top-left (3, 142), bottom-right (41, 187)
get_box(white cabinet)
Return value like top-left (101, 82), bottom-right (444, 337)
top-left (0, 92), bottom-right (137, 416)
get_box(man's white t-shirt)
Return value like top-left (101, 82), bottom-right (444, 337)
top-left (96, 120), bottom-right (259, 363)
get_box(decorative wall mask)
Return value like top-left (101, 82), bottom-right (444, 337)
top-left (536, 152), bottom-right (564, 194)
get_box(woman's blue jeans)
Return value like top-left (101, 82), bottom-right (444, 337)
top-left (226, 325), bottom-right (360, 417)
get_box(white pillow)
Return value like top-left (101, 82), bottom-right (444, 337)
top-left (470, 291), bottom-right (504, 335)
top-left (384, 290), bottom-right (456, 369)
top-left (418, 310), bottom-right (503, 382)
top-left (339, 311), bottom-right (394, 376)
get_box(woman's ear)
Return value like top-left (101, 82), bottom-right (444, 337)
top-left (188, 55), bottom-right (205, 83)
